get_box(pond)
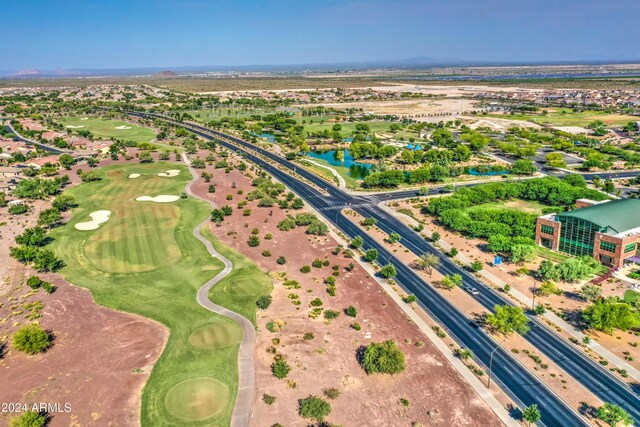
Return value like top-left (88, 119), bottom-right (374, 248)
top-left (308, 149), bottom-right (372, 179)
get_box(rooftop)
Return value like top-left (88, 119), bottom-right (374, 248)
top-left (557, 199), bottom-right (640, 235)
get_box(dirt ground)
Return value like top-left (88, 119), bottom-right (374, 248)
top-left (342, 208), bottom-right (605, 420)
top-left (388, 198), bottom-right (640, 378)
top-left (0, 157), bottom-right (168, 427)
top-left (302, 98), bottom-right (479, 117)
top-left (189, 148), bottom-right (502, 427)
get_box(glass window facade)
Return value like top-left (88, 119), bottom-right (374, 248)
top-left (599, 241), bottom-right (617, 253)
top-left (625, 243), bottom-right (637, 253)
top-left (541, 225), bottom-right (555, 235)
top-left (558, 216), bottom-right (605, 257)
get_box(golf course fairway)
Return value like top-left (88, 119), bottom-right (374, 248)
top-left (49, 162), bottom-right (271, 426)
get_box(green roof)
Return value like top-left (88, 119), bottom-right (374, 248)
top-left (558, 199), bottom-right (640, 234)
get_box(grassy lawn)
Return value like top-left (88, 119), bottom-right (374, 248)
top-left (486, 109), bottom-right (638, 128)
top-left (299, 159), bottom-right (339, 185)
top-left (624, 289), bottom-right (640, 304)
top-left (465, 199), bottom-right (546, 215)
top-left (49, 162), bottom-right (271, 426)
top-left (60, 116), bottom-right (157, 143)
top-left (300, 157), bottom-right (360, 188)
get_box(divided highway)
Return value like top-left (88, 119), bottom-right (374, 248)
top-left (131, 112), bottom-right (640, 426)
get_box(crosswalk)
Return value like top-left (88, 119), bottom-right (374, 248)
top-left (317, 202), bottom-right (376, 211)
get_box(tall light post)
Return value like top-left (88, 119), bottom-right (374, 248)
top-left (531, 279), bottom-right (538, 311)
top-left (488, 338), bottom-right (507, 389)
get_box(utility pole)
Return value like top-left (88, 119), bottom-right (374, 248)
top-left (531, 279), bottom-right (538, 310)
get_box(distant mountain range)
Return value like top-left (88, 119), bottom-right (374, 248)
top-left (1, 57), bottom-right (640, 79)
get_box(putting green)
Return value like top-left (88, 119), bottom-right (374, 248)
top-left (164, 377), bottom-right (229, 421)
top-left (190, 321), bottom-right (242, 349)
top-left (49, 162), bottom-right (272, 426)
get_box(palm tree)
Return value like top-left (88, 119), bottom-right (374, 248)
top-left (415, 253), bottom-right (440, 276)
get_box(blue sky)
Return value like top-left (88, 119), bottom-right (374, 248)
top-left (4, 0), bottom-right (640, 69)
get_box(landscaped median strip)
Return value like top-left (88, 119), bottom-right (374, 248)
top-left (384, 202), bottom-right (640, 383)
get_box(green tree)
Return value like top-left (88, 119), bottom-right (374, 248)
top-left (522, 404), bottom-right (542, 426)
top-left (583, 298), bottom-right (640, 333)
top-left (37, 208), bottom-right (62, 228)
top-left (256, 295), bottom-right (272, 310)
top-left (52, 194), bottom-right (77, 212)
top-left (364, 248), bottom-right (378, 262)
top-left (298, 396), bottom-right (331, 422)
top-left (379, 264), bottom-right (397, 278)
top-left (33, 249), bottom-right (63, 272)
top-left (510, 244), bottom-right (536, 265)
top-left (350, 236), bottom-right (364, 249)
top-left (441, 273), bottom-right (463, 290)
top-left (580, 284), bottom-right (602, 302)
top-left (15, 227), bottom-right (49, 247)
top-left (511, 159), bottom-right (537, 175)
top-left (415, 252), bottom-right (440, 275)
top-left (9, 411), bottom-right (47, 427)
top-left (59, 153), bottom-right (75, 169)
top-left (595, 403), bottom-right (633, 426)
top-left (486, 305), bottom-right (530, 336)
top-left (12, 324), bottom-right (51, 354)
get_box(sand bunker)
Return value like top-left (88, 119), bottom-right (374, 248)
top-left (75, 210), bottom-right (111, 231)
top-left (128, 173), bottom-right (141, 179)
top-left (65, 125), bottom-right (85, 129)
top-left (136, 195), bottom-right (180, 203)
top-left (157, 169), bottom-right (180, 177)
top-left (114, 125), bottom-right (132, 130)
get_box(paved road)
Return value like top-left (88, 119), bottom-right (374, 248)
top-left (183, 153), bottom-right (255, 427)
top-left (134, 112), bottom-right (640, 426)
top-left (4, 122), bottom-right (71, 154)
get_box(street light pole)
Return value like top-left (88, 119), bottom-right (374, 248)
top-left (531, 279), bottom-right (538, 311)
top-left (488, 338), bottom-right (507, 389)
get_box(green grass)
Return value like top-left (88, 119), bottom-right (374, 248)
top-left (624, 289), bottom-right (640, 305)
top-left (533, 246), bottom-right (571, 263)
top-left (49, 162), bottom-right (271, 426)
top-left (60, 116), bottom-right (157, 143)
top-left (299, 157), bottom-right (360, 188)
top-left (486, 109), bottom-right (638, 128)
top-left (465, 199), bottom-right (546, 215)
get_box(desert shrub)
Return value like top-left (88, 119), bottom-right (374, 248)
top-left (324, 310), bottom-right (340, 320)
top-left (262, 394), bottom-right (276, 405)
top-left (262, 250), bottom-right (271, 257)
top-left (256, 295), bottom-right (272, 310)
top-left (303, 332), bottom-right (315, 340)
top-left (26, 276), bottom-right (43, 289)
top-left (248, 235), bottom-right (260, 247)
top-left (300, 265), bottom-right (311, 273)
top-left (12, 324), bottom-right (51, 355)
top-left (298, 396), bottom-right (331, 422)
top-left (323, 387), bottom-right (341, 400)
top-left (359, 340), bottom-right (405, 375)
top-left (345, 306), bottom-right (357, 317)
top-left (276, 218), bottom-right (296, 231)
top-left (306, 222), bottom-right (329, 235)
top-left (310, 298), bottom-right (323, 307)
top-left (9, 411), bottom-right (47, 427)
top-left (272, 358), bottom-right (291, 379)
top-left (312, 259), bottom-right (323, 268)
top-left (276, 256), bottom-right (286, 265)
